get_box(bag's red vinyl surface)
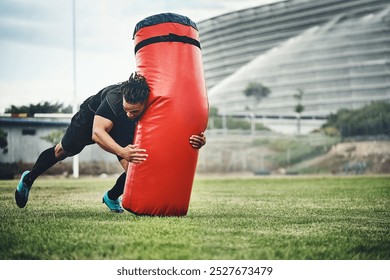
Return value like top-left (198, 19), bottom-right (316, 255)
top-left (122, 13), bottom-right (208, 216)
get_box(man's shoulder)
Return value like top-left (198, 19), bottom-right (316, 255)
top-left (86, 82), bottom-right (123, 113)
top-left (104, 83), bottom-right (125, 117)
top-left (102, 82), bottom-right (122, 96)
top-left (105, 83), bottom-right (122, 103)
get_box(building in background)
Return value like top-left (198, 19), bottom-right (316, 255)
top-left (198, 0), bottom-right (390, 134)
top-left (0, 115), bottom-right (121, 173)
top-left (2, 0), bottom-right (390, 170)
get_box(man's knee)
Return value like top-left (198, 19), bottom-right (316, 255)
top-left (54, 143), bottom-right (72, 160)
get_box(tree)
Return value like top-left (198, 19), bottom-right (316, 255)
top-left (243, 82), bottom-right (271, 135)
top-left (41, 130), bottom-right (65, 145)
top-left (5, 102), bottom-right (72, 117)
top-left (293, 88), bottom-right (305, 135)
top-left (209, 106), bottom-right (219, 117)
top-left (322, 101), bottom-right (390, 137)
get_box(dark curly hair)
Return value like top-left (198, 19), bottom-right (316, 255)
top-left (121, 72), bottom-right (150, 104)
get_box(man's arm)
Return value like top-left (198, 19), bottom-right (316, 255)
top-left (92, 115), bottom-right (148, 163)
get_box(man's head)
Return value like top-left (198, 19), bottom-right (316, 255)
top-left (121, 72), bottom-right (150, 120)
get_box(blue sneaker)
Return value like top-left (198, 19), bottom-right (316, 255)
top-left (15, 171), bottom-right (31, 208)
top-left (102, 192), bottom-right (124, 213)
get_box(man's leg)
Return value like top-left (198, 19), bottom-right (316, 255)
top-left (102, 159), bottom-right (128, 213)
top-left (15, 102), bottom-right (94, 208)
top-left (102, 172), bottom-right (126, 213)
top-left (107, 172), bottom-right (126, 200)
top-left (24, 144), bottom-right (69, 188)
top-left (15, 143), bottom-right (70, 208)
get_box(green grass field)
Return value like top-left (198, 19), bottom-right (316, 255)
top-left (0, 176), bottom-right (389, 260)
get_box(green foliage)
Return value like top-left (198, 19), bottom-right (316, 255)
top-left (271, 143), bottom-right (325, 167)
top-left (295, 103), bottom-right (304, 114)
top-left (322, 126), bottom-right (339, 137)
top-left (266, 136), bottom-right (339, 168)
top-left (209, 116), bottom-right (270, 131)
top-left (294, 88), bottom-right (305, 114)
top-left (322, 101), bottom-right (390, 137)
top-left (209, 106), bottom-right (219, 117)
top-left (5, 101), bottom-right (72, 117)
top-left (208, 106), bottom-right (270, 131)
top-left (41, 130), bottom-right (65, 145)
top-left (0, 177), bottom-right (389, 259)
top-left (244, 82), bottom-right (271, 101)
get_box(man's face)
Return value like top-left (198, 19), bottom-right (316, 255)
top-left (122, 98), bottom-right (147, 120)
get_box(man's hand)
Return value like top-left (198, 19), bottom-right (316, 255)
top-left (120, 144), bottom-right (148, 163)
top-left (189, 132), bottom-right (206, 149)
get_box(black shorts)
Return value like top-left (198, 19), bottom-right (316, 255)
top-left (61, 104), bottom-right (134, 159)
top-left (61, 104), bottom-right (95, 155)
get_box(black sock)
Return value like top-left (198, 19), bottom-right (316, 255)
top-left (24, 146), bottom-right (60, 188)
top-left (107, 172), bottom-right (126, 200)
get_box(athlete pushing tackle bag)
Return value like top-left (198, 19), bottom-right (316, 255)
top-left (122, 13), bottom-right (209, 216)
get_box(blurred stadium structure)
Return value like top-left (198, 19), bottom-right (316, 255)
top-left (198, 0), bottom-right (390, 134)
top-left (2, 0), bottom-right (390, 176)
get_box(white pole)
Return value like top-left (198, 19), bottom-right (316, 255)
top-left (72, 0), bottom-right (79, 178)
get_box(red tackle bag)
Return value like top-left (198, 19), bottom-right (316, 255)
top-left (122, 13), bottom-right (208, 216)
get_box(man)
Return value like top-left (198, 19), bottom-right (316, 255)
top-left (15, 72), bottom-right (206, 213)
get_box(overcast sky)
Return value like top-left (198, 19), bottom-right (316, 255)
top-left (0, 0), bottom-right (282, 114)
